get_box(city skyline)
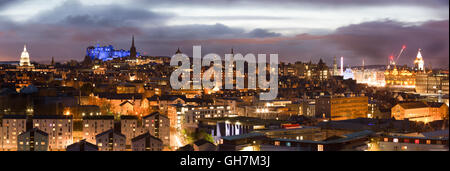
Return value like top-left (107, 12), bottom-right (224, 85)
top-left (0, 0), bottom-right (448, 67)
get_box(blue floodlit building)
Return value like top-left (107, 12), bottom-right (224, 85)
top-left (343, 68), bottom-right (355, 80)
top-left (86, 36), bottom-right (139, 61)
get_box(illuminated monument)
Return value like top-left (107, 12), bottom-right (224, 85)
top-left (18, 44), bottom-right (35, 71)
top-left (414, 49), bottom-right (425, 72)
top-left (86, 36), bottom-right (140, 61)
top-left (19, 45), bottom-right (32, 67)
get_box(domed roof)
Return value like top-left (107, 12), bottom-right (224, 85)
top-left (19, 44), bottom-right (31, 67)
top-left (21, 45), bottom-right (29, 58)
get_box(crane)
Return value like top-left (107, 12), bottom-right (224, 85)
top-left (395, 45), bottom-right (406, 64)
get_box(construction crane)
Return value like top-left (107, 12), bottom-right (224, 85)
top-left (395, 45), bottom-right (406, 64)
top-left (388, 45), bottom-right (406, 67)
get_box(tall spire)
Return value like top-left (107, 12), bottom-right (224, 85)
top-left (130, 35), bottom-right (137, 58)
top-left (24, 44), bottom-right (27, 52)
top-left (175, 47), bottom-right (182, 54)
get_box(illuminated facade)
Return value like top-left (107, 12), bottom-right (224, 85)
top-left (19, 45), bottom-right (32, 67)
top-left (142, 112), bottom-right (170, 146)
top-left (95, 129), bottom-right (126, 151)
top-left (315, 96), bottom-right (369, 121)
top-left (384, 66), bottom-right (416, 88)
top-left (415, 72), bottom-right (449, 95)
top-left (82, 115), bottom-right (115, 144)
top-left (86, 36), bottom-right (140, 61)
top-left (391, 102), bottom-right (448, 123)
top-left (131, 132), bottom-right (163, 151)
top-left (1, 115), bottom-right (27, 151)
top-left (17, 128), bottom-right (49, 151)
top-left (414, 49), bottom-right (425, 72)
top-left (353, 69), bottom-right (386, 87)
top-left (343, 68), bottom-right (354, 80)
top-left (385, 49), bottom-right (427, 88)
top-left (32, 115), bottom-right (73, 151)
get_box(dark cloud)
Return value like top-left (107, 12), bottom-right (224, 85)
top-left (0, 0), bottom-right (18, 9)
top-left (248, 29), bottom-right (282, 38)
top-left (34, 1), bottom-right (171, 27)
top-left (327, 20), bottom-right (449, 68)
top-left (0, 0), bottom-right (448, 69)
top-left (133, 0), bottom-right (449, 8)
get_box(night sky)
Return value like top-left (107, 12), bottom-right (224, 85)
top-left (0, 0), bottom-right (448, 68)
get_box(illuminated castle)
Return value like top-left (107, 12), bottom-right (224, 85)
top-left (86, 36), bottom-right (140, 61)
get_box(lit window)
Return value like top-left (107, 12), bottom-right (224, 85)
top-left (426, 140), bottom-right (431, 144)
top-left (415, 139), bottom-right (420, 144)
top-left (393, 138), bottom-right (398, 143)
top-left (317, 144), bottom-right (324, 151)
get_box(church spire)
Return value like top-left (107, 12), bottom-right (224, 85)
top-left (130, 35), bottom-right (137, 58)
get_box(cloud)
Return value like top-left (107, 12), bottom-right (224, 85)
top-left (132, 0), bottom-right (449, 8)
top-left (327, 20), bottom-right (449, 67)
top-left (33, 0), bottom-right (172, 27)
top-left (0, 0), bottom-right (448, 68)
top-left (171, 19), bottom-right (449, 68)
top-left (248, 29), bottom-right (282, 38)
top-left (0, 0), bottom-right (18, 9)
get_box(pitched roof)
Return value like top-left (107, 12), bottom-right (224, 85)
top-left (142, 112), bottom-right (168, 119)
top-left (95, 129), bottom-right (125, 139)
top-left (2, 115), bottom-right (27, 119)
top-left (397, 101), bottom-right (428, 109)
top-left (19, 128), bottom-right (49, 137)
top-left (120, 100), bottom-right (134, 106)
top-left (177, 144), bottom-right (194, 151)
top-left (120, 115), bottom-right (138, 120)
top-left (66, 139), bottom-right (99, 151)
top-left (427, 102), bottom-right (446, 108)
top-left (397, 101), bottom-right (447, 109)
top-left (83, 115), bottom-right (114, 120)
top-left (97, 93), bottom-right (142, 100)
top-left (32, 115), bottom-right (73, 119)
top-left (194, 139), bottom-right (215, 147)
top-left (147, 95), bottom-right (186, 101)
top-left (131, 132), bottom-right (162, 143)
